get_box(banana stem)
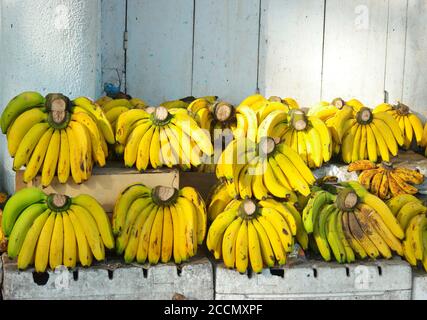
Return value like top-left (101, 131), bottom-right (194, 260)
top-left (356, 107), bottom-right (373, 125)
top-left (47, 193), bottom-right (71, 212)
top-left (258, 137), bottom-right (276, 158)
top-left (291, 110), bottom-right (307, 131)
top-left (213, 102), bottom-right (234, 122)
top-left (336, 188), bottom-right (359, 211)
top-left (395, 102), bottom-right (410, 115)
top-left (238, 199), bottom-right (258, 220)
top-left (268, 96), bottom-right (282, 103)
top-left (145, 106), bottom-right (156, 114)
top-left (331, 98), bottom-right (345, 109)
top-left (45, 93), bottom-right (72, 129)
top-left (152, 106), bottom-right (171, 126)
top-left (381, 161), bottom-right (393, 170)
top-left (152, 186), bottom-right (179, 206)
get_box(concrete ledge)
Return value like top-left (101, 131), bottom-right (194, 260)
top-left (1, 255), bottom-right (213, 300)
top-left (411, 269), bottom-right (427, 300)
top-left (214, 257), bottom-right (412, 300)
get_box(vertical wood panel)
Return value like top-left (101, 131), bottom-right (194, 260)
top-left (258, 0), bottom-right (325, 107)
top-left (402, 0), bottom-right (427, 119)
top-left (127, 0), bottom-right (194, 105)
top-left (322, 0), bottom-right (389, 106)
top-left (384, 0), bottom-right (407, 105)
top-left (192, 0), bottom-right (260, 104)
top-left (101, 0), bottom-right (126, 93)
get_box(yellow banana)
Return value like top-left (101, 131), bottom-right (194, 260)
top-left (252, 218), bottom-right (275, 267)
top-left (148, 206), bottom-right (164, 264)
top-left (67, 209), bottom-right (92, 267)
top-left (17, 209), bottom-right (50, 270)
top-left (70, 205), bottom-right (104, 261)
top-left (7, 108), bottom-right (47, 157)
top-left (23, 127), bottom-right (54, 183)
top-left (13, 122), bottom-right (50, 171)
top-left (62, 212), bottom-right (77, 268)
top-left (35, 212), bottom-right (56, 272)
top-left (248, 220), bottom-right (263, 273)
top-left (41, 129), bottom-right (61, 187)
top-left (235, 220), bottom-right (249, 273)
top-left (222, 217), bottom-right (243, 269)
top-left (49, 213), bottom-right (64, 270)
top-left (161, 206), bottom-right (173, 263)
top-left (123, 203), bottom-right (154, 263)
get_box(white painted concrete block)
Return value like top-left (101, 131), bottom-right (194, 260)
top-left (411, 269), bottom-right (427, 300)
top-left (215, 258), bottom-right (412, 300)
top-left (1, 255), bottom-right (214, 300)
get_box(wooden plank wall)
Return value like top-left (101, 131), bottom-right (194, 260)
top-left (103, 0), bottom-right (427, 117)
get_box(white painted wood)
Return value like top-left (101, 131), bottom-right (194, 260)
top-left (322, 0), bottom-right (389, 107)
top-left (126, 0), bottom-right (194, 105)
top-left (101, 0), bottom-right (126, 94)
top-left (192, 0), bottom-right (260, 105)
top-left (258, 0), bottom-right (324, 108)
top-left (384, 0), bottom-right (407, 105)
top-left (402, 0), bottom-right (427, 119)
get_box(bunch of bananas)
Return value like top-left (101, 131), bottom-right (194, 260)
top-left (207, 197), bottom-right (307, 273)
top-left (386, 195), bottom-right (427, 269)
top-left (96, 96), bottom-right (147, 132)
top-left (348, 160), bottom-right (424, 199)
top-left (113, 184), bottom-right (207, 264)
top-left (207, 181), bottom-right (234, 221)
top-left (302, 181), bottom-right (404, 263)
top-left (307, 98), bottom-right (364, 155)
top-left (277, 109), bottom-right (332, 168)
top-left (2, 187), bottom-right (114, 272)
top-left (117, 106), bottom-right (213, 171)
top-left (1, 92), bottom-right (115, 186)
top-left (238, 94), bottom-right (299, 115)
top-left (374, 102), bottom-right (424, 149)
top-left (216, 137), bottom-right (315, 201)
top-left (333, 104), bottom-right (403, 163)
top-left (187, 98), bottom-right (234, 173)
top-left (231, 95), bottom-right (297, 141)
top-left (161, 96), bottom-right (218, 110)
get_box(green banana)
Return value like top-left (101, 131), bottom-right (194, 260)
top-left (2, 187), bottom-right (47, 237)
top-left (1, 91), bottom-right (45, 133)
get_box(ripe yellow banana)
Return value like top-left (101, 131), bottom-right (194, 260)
top-left (161, 206), bottom-right (174, 263)
top-left (49, 213), bottom-right (64, 270)
top-left (387, 194), bottom-right (421, 216)
top-left (123, 203), bottom-right (153, 263)
top-left (207, 209), bottom-right (238, 252)
top-left (222, 217), bottom-right (243, 269)
top-left (252, 218), bottom-right (275, 267)
top-left (16, 208), bottom-right (50, 270)
top-left (148, 206), bottom-right (164, 264)
top-left (57, 129), bottom-right (71, 183)
top-left (136, 205), bottom-right (158, 263)
top-left (41, 129), bottom-right (61, 187)
top-left (248, 220), bottom-right (263, 273)
top-left (67, 209), bottom-right (92, 267)
top-left (71, 194), bottom-right (115, 249)
top-left (62, 212), bottom-right (77, 268)
top-left (354, 209), bottom-right (392, 258)
top-left (13, 122), bottom-right (50, 171)
top-left (35, 212), bottom-right (56, 272)
top-left (180, 187), bottom-right (207, 244)
top-left (70, 205), bottom-right (105, 261)
top-left (7, 108), bottom-right (47, 157)
top-left (235, 220), bottom-right (249, 273)
top-left (23, 127), bottom-right (54, 183)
